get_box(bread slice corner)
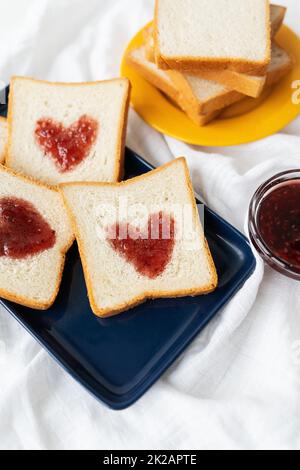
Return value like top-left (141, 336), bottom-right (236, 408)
top-left (60, 158), bottom-right (218, 317)
top-left (0, 164), bottom-right (74, 310)
top-left (0, 117), bottom-right (7, 164)
top-left (6, 76), bottom-right (131, 186)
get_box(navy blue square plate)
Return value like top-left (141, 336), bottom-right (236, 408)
top-left (0, 91), bottom-right (256, 409)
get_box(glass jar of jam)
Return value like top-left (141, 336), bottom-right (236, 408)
top-left (248, 170), bottom-right (300, 280)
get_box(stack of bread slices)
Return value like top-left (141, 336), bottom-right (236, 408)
top-left (126, 0), bottom-right (294, 126)
top-left (0, 76), bottom-right (218, 317)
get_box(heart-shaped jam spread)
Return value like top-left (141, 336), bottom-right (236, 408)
top-left (0, 197), bottom-right (56, 260)
top-left (35, 115), bottom-right (99, 173)
top-left (107, 212), bottom-right (175, 279)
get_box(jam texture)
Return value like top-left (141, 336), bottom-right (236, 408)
top-left (258, 182), bottom-right (300, 267)
top-left (35, 115), bottom-right (99, 173)
top-left (0, 197), bottom-right (56, 260)
top-left (107, 212), bottom-right (176, 279)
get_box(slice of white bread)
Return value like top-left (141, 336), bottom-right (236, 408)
top-left (154, 0), bottom-right (271, 75)
top-left (127, 47), bottom-right (235, 124)
top-left (6, 77), bottom-right (131, 186)
top-left (145, 4), bottom-right (285, 71)
top-left (0, 165), bottom-right (73, 309)
top-left (0, 117), bottom-right (7, 164)
top-left (60, 158), bottom-right (218, 317)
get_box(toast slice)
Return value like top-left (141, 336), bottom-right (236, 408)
top-left (154, 0), bottom-right (271, 75)
top-left (6, 77), bottom-right (131, 186)
top-left (0, 117), bottom-right (7, 164)
top-left (61, 158), bottom-right (218, 317)
top-left (0, 165), bottom-right (73, 309)
top-left (127, 47), bottom-right (239, 123)
top-left (146, 4), bottom-right (286, 71)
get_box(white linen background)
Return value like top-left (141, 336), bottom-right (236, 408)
top-left (0, 0), bottom-right (300, 450)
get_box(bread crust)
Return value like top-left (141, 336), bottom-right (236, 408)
top-left (156, 56), bottom-right (270, 76)
top-left (6, 76), bottom-right (131, 185)
top-left (0, 163), bottom-right (74, 310)
top-left (114, 79), bottom-right (131, 182)
top-left (0, 117), bottom-right (7, 163)
top-left (154, 0), bottom-right (272, 76)
top-left (60, 158), bottom-right (218, 318)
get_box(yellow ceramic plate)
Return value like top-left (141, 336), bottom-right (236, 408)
top-left (120, 24), bottom-right (300, 146)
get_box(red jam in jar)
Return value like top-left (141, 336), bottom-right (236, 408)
top-left (249, 171), bottom-right (300, 280)
top-left (258, 181), bottom-right (300, 267)
top-left (107, 212), bottom-right (176, 279)
top-left (35, 115), bottom-right (99, 173)
top-left (0, 197), bottom-right (56, 260)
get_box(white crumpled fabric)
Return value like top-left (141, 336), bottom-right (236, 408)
top-left (0, 0), bottom-right (300, 450)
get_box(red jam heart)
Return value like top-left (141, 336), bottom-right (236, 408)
top-left (107, 212), bottom-right (175, 279)
top-left (35, 115), bottom-right (99, 173)
top-left (0, 197), bottom-right (56, 260)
